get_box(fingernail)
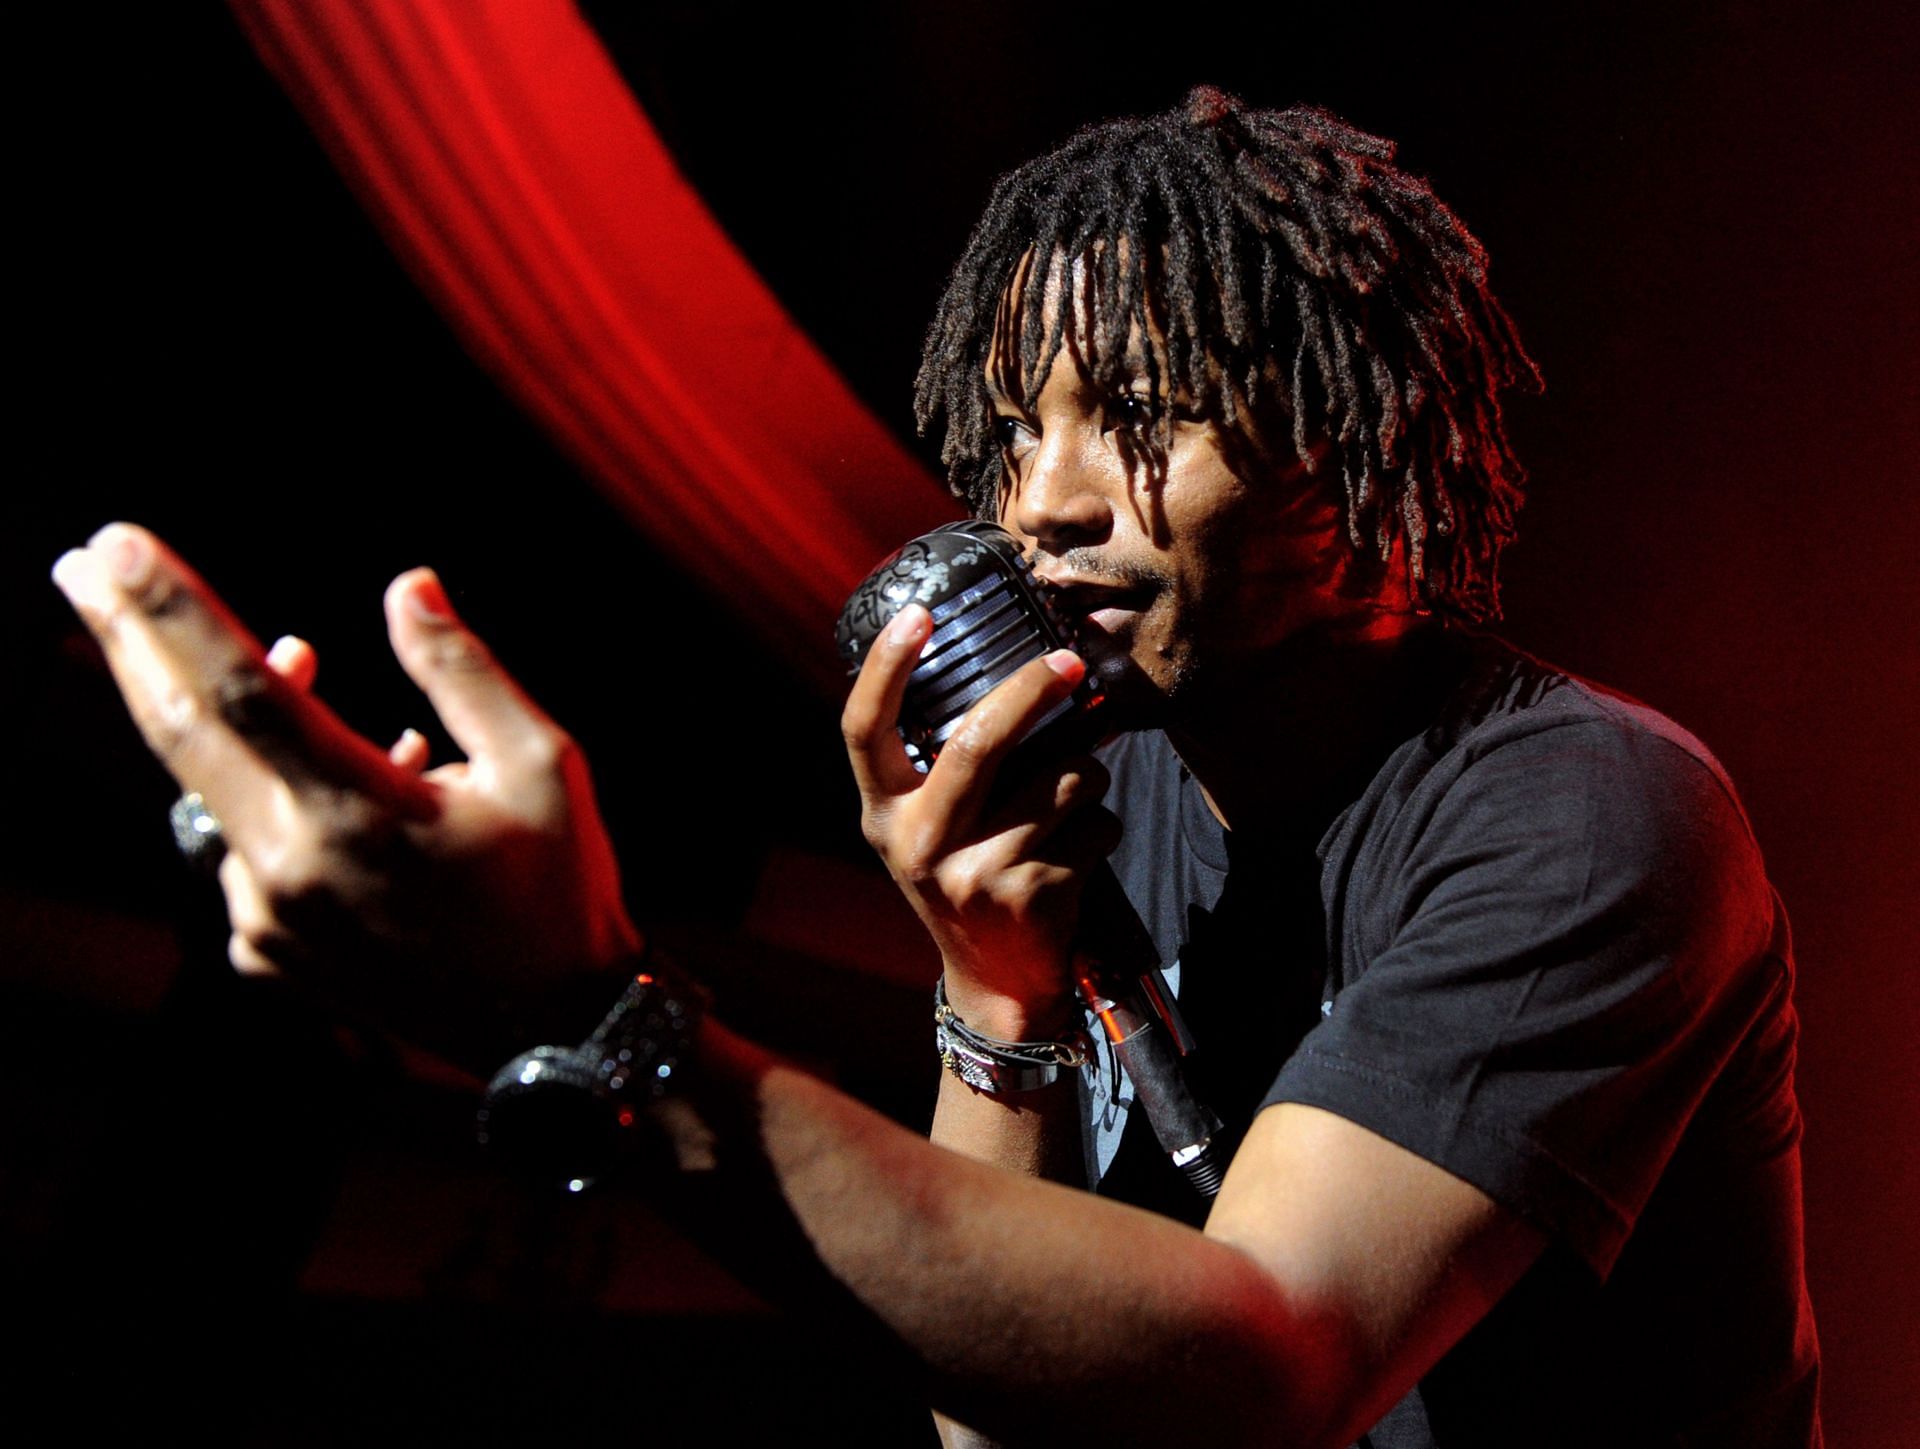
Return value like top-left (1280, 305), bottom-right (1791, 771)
top-left (266, 635), bottom-right (304, 670)
top-left (887, 604), bottom-right (929, 647)
top-left (390, 727), bottom-right (428, 767)
top-left (407, 571), bottom-right (454, 622)
top-left (1044, 649), bottom-right (1085, 682)
top-left (89, 525), bottom-right (151, 588)
top-left (51, 549), bottom-right (108, 609)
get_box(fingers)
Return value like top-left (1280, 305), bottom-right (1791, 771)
top-left (842, 604), bottom-right (934, 805)
top-left (265, 634), bottom-right (432, 776)
top-left (841, 601), bottom-right (1088, 831)
top-left (52, 526), bottom-right (437, 833)
top-left (265, 637), bottom-right (434, 778)
top-left (383, 569), bottom-right (564, 781)
top-left (951, 755), bottom-right (1120, 902)
top-left (219, 853), bottom-right (286, 978)
top-left (266, 634), bottom-right (318, 693)
top-left (389, 727), bottom-right (431, 774)
top-left (843, 599), bottom-right (1091, 875)
top-left (53, 543), bottom-right (265, 828)
top-left (1024, 799), bottom-right (1125, 874)
top-left (976, 748), bottom-right (1105, 826)
top-left (911, 647), bottom-right (1086, 840)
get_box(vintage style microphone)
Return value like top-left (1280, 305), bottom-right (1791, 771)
top-left (837, 521), bottom-right (1226, 1196)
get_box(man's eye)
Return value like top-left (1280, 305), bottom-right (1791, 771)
top-left (993, 415), bottom-right (1034, 452)
top-left (1105, 393), bottom-right (1160, 431)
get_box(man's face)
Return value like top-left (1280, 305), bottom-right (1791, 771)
top-left (985, 321), bottom-right (1360, 722)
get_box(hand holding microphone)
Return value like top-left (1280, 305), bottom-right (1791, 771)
top-left (838, 523), bottom-right (1224, 1196)
top-left (837, 522), bottom-right (1111, 1034)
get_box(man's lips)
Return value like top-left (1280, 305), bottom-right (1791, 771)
top-left (1040, 577), bottom-right (1154, 634)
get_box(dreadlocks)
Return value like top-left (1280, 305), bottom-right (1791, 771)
top-left (914, 86), bottom-right (1542, 622)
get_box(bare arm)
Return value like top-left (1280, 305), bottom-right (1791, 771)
top-left (846, 608), bottom-right (1105, 1443)
top-left (52, 525), bottom-right (1543, 1445)
top-left (822, 601), bottom-right (1544, 1443)
top-left (675, 1017), bottom-right (1543, 1447)
top-left (925, 1021), bottom-right (1085, 1447)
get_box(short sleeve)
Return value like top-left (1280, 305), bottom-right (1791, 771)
top-left (1264, 717), bottom-right (1787, 1277)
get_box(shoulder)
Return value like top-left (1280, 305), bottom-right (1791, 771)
top-left (1438, 635), bottom-right (1737, 787)
top-left (1289, 644), bottom-right (1791, 1276)
top-left (1329, 631), bottom-right (1779, 990)
top-left (1396, 634), bottom-right (1761, 871)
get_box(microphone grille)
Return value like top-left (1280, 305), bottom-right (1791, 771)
top-left (836, 522), bottom-right (1087, 766)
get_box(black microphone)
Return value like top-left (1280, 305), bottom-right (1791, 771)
top-left (837, 521), bottom-right (1226, 1196)
top-left (834, 519), bottom-right (1105, 767)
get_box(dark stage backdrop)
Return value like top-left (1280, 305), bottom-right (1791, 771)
top-left (10, 2), bottom-right (1915, 1442)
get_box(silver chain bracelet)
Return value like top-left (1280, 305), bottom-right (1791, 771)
top-left (934, 977), bottom-right (1089, 1094)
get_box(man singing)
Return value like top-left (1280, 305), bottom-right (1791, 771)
top-left (52, 89), bottom-right (1819, 1445)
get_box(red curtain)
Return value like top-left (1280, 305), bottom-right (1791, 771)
top-left (228, 0), bottom-right (955, 693)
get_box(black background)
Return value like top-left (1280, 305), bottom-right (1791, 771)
top-left (10, 2), bottom-right (1915, 1441)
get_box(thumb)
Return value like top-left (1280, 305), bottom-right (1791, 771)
top-left (384, 568), bottom-right (562, 775)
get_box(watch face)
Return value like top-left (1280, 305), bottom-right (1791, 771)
top-left (479, 968), bottom-right (705, 1190)
top-left (476, 1045), bottom-right (624, 1188)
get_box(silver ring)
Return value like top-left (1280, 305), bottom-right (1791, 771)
top-left (169, 791), bottom-right (227, 871)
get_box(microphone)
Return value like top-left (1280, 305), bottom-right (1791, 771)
top-left (834, 520), bottom-right (1105, 767)
top-left (838, 521), bottom-right (1226, 1196)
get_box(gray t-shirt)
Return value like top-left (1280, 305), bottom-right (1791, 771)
top-left (1093, 631), bottom-right (1820, 1447)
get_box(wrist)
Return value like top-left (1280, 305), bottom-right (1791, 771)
top-left (476, 940), bottom-right (708, 1188)
top-left (498, 943), bottom-right (647, 1058)
top-left (934, 976), bottom-right (1088, 1096)
top-left (937, 968), bottom-right (1080, 1041)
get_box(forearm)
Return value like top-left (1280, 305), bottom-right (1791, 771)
top-left (927, 958), bottom-right (1090, 1183)
top-left (928, 1066), bottom-right (1086, 1184)
top-left (926, 1067), bottom-right (1087, 1449)
top-left (666, 1018), bottom-right (1351, 1447)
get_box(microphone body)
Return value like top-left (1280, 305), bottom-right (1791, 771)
top-left (838, 522), bottom-right (1225, 1196)
top-left (835, 519), bottom-right (1101, 766)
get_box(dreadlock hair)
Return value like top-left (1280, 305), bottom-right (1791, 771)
top-left (914, 86), bottom-right (1542, 623)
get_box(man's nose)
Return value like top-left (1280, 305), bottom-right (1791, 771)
top-left (1003, 431), bottom-right (1113, 553)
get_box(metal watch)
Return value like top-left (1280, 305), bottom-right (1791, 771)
top-left (476, 960), bottom-right (705, 1190)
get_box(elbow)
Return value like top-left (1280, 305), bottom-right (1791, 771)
top-left (1191, 1250), bottom-right (1381, 1449)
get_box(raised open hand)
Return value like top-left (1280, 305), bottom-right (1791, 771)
top-left (53, 523), bottom-right (641, 1064)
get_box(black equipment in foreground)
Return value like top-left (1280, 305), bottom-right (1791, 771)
top-left (837, 521), bottom-right (1226, 1197)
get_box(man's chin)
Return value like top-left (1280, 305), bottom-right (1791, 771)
top-left (1083, 645), bottom-right (1168, 733)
